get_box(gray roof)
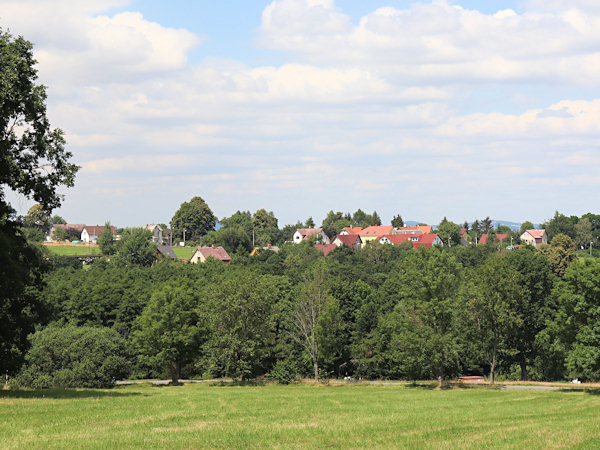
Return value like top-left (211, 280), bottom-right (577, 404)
top-left (156, 245), bottom-right (177, 259)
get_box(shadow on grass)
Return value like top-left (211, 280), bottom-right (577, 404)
top-left (209, 380), bottom-right (267, 388)
top-left (559, 388), bottom-right (600, 396)
top-left (0, 388), bottom-right (144, 399)
top-left (403, 381), bottom-right (494, 391)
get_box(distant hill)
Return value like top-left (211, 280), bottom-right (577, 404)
top-left (405, 220), bottom-right (537, 231)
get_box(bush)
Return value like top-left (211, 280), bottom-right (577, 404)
top-left (269, 359), bottom-right (299, 384)
top-left (15, 326), bottom-right (131, 388)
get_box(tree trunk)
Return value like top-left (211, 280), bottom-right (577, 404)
top-left (170, 361), bottom-right (180, 383)
top-left (437, 362), bottom-right (444, 387)
top-left (520, 358), bottom-right (528, 382)
top-left (313, 358), bottom-right (319, 382)
top-left (489, 357), bottom-right (496, 385)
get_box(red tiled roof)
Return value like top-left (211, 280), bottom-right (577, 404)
top-left (479, 233), bottom-right (508, 245)
top-left (83, 225), bottom-right (116, 236)
top-left (195, 246), bottom-right (231, 261)
top-left (333, 234), bottom-right (361, 246)
top-left (314, 244), bottom-right (336, 256)
top-left (525, 229), bottom-right (546, 239)
top-left (416, 234), bottom-right (440, 249)
top-left (296, 228), bottom-right (323, 239)
top-left (358, 226), bottom-right (393, 236)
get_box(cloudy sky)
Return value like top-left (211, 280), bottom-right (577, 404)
top-left (3, 0), bottom-right (600, 227)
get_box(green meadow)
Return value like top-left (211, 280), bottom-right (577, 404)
top-left (43, 245), bottom-right (101, 256)
top-left (1, 383), bottom-right (599, 448)
top-left (172, 246), bottom-right (193, 259)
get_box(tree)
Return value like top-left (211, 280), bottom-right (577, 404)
top-left (436, 217), bottom-right (461, 246)
top-left (133, 284), bottom-right (203, 383)
top-left (253, 208), bottom-right (278, 230)
top-left (290, 264), bottom-right (331, 382)
top-left (0, 29), bottom-right (78, 375)
top-left (481, 216), bottom-right (493, 234)
top-left (391, 214), bottom-right (404, 228)
top-left (542, 211), bottom-right (577, 241)
top-left (170, 196), bottom-right (216, 242)
top-left (462, 257), bottom-right (522, 384)
top-left (574, 218), bottom-right (593, 249)
top-left (305, 216), bottom-right (315, 228)
top-left (97, 222), bottom-right (117, 255)
top-left (50, 215), bottom-right (66, 225)
top-left (15, 326), bottom-right (130, 388)
top-left (204, 272), bottom-right (279, 380)
top-left (24, 203), bottom-right (50, 230)
top-left (520, 221), bottom-right (534, 235)
top-left (321, 210), bottom-right (352, 237)
top-left (115, 228), bottom-right (156, 267)
top-left (539, 233), bottom-right (576, 277)
top-left (383, 250), bottom-right (463, 385)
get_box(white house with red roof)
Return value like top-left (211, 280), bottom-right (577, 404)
top-left (340, 226), bottom-right (362, 235)
top-left (332, 234), bottom-right (362, 250)
top-left (392, 225), bottom-right (433, 235)
top-left (520, 229), bottom-right (547, 248)
top-left (81, 225), bottom-right (117, 243)
top-left (293, 228), bottom-right (330, 244)
top-left (358, 225), bottom-right (394, 246)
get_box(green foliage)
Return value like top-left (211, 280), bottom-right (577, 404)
top-left (204, 272), bottom-right (280, 380)
top-left (542, 211), bottom-right (577, 241)
top-left (540, 233), bottom-right (576, 277)
top-left (24, 204), bottom-right (50, 230)
top-left (52, 226), bottom-right (69, 241)
top-left (115, 228), bottom-right (156, 267)
top-left (269, 359), bottom-right (299, 384)
top-left (520, 221), bottom-right (535, 235)
top-left (391, 214), bottom-right (404, 228)
top-left (133, 284), bottom-right (204, 382)
top-left (15, 326), bottom-right (130, 388)
top-left (170, 196), bottom-right (216, 242)
top-left (436, 218), bottom-right (461, 246)
top-left (97, 222), bottom-right (116, 255)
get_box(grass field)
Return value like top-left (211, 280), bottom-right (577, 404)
top-left (1, 382), bottom-right (600, 448)
top-left (172, 246), bottom-right (193, 259)
top-left (43, 244), bottom-right (101, 256)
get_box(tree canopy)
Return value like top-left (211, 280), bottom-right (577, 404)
top-left (170, 196), bottom-right (216, 242)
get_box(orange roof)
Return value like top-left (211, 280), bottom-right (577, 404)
top-left (296, 228), bottom-right (324, 239)
top-left (358, 226), bottom-right (394, 237)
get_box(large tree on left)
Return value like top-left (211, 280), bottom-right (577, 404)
top-left (0, 29), bottom-right (79, 375)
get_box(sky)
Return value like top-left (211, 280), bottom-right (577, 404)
top-left (2, 0), bottom-right (600, 227)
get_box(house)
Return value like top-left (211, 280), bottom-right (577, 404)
top-left (293, 228), bottom-right (330, 244)
top-left (520, 229), bottom-right (547, 248)
top-left (48, 223), bottom-right (86, 241)
top-left (141, 224), bottom-right (164, 244)
top-left (340, 226), bottom-right (362, 235)
top-left (392, 225), bottom-right (433, 235)
top-left (479, 233), bottom-right (509, 245)
top-left (379, 233), bottom-right (443, 249)
top-left (332, 234), bottom-right (362, 250)
top-left (190, 246), bottom-right (231, 264)
top-left (81, 225), bottom-right (117, 243)
top-left (314, 243), bottom-right (337, 256)
top-left (249, 244), bottom-right (280, 256)
top-left (156, 245), bottom-right (177, 260)
top-left (358, 225), bottom-right (394, 246)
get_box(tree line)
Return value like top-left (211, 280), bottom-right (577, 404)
top-left (11, 233), bottom-right (600, 388)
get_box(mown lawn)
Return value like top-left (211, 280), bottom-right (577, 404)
top-left (172, 246), bottom-right (193, 259)
top-left (43, 245), bottom-right (101, 256)
top-left (1, 383), bottom-right (600, 448)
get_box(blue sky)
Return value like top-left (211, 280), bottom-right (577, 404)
top-left (2, 0), bottom-right (600, 227)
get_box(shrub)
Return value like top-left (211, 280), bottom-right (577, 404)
top-left (15, 326), bottom-right (131, 388)
top-left (269, 359), bottom-right (299, 384)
